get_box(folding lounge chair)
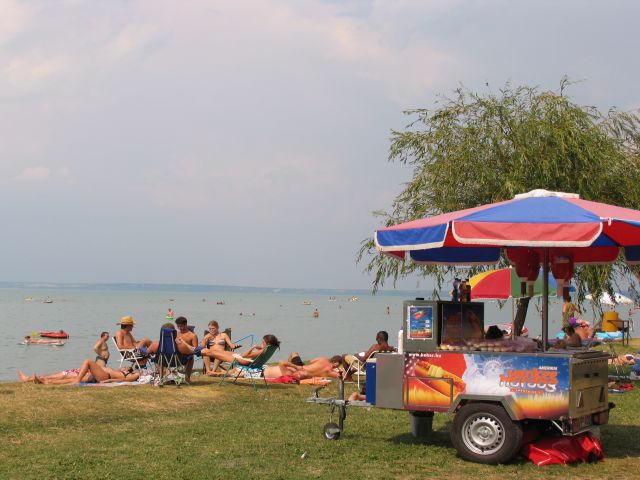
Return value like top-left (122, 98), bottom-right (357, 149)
top-left (153, 327), bottom-right (192, 387)
top-left (112, 336), bottom-right (147, 370)
top-left (343, 351), bottom-right (377, 390)
top-left (219, 344), bottom-right (278, 391)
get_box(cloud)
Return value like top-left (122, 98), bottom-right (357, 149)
top-left (14, 166), bottom-right (51, 182)
top-left (3, 54), bottom-right (68, 90)
top-left (262, 2), bottom-right (460, 104)
top-left (105, 24), bottom-right (161, 61)
top-left (0, 0), bottom-right (33, 47)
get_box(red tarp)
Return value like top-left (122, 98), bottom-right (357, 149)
top-left (522, 432), bottom-right (604, 466)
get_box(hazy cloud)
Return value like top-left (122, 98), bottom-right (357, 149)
top-left (105, 23), bottom-right (161, 61)
top-left (14, 166), bottom-right (51, 182)
top-left (0, 0), bottom-right (33, 47)
top-left (0, 0), bottom-right (638, 288)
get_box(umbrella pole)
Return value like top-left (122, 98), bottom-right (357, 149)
top-left (542, 248), bottom-right (549, 352)
top-left (511, 298), bottom-right (515, 339)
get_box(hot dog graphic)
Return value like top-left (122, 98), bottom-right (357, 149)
top-left (414, 360), bottom-right (466, 396)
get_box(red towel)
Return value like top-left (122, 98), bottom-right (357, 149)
top-left (266, 375), bottom-right (299, 384)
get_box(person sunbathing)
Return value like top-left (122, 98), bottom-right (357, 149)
top-left (17, 369), bottom-right (92, 383)
top-left (23, 335), bottom-right (65, 345)
top-left (292, 355), bottom-right (342, 379)
top-left (609, 353), bottom-right (636, 366)
top-left (225, 354), bottom-right (342, 380)
top-left (28, 359), bottom-right (140, 385)
top-left (201, 320), bottom-right (236, 375)
top-left (571, 319), bottom-right (595, 340)
top-left (562, 325), bottom-right (583, 348)
top-left (179, 334), bottom-right (279, 368)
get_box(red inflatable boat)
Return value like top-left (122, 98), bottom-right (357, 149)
top-left (39, 331), bottom-right (70, 339)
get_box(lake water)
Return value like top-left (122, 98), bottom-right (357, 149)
top-left (0, 284), bottom-right (626, 383)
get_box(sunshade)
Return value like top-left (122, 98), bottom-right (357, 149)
top-left (374, 189), bottom-right (640, 350)
top-left (375, 190), bottom-right (640, 265)
top-left (468, 267), bottom-right (557, 300)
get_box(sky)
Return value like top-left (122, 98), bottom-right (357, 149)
top-left (0, 0), bottom-right (638, 290)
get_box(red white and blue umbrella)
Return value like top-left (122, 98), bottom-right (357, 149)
top-left (375, 190), bottom-right (640, 265)
top-left (374, 190), bottom-right (640, 348)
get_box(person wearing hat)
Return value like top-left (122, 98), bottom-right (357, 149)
top-left (114, 315), bottom-right (152, 355)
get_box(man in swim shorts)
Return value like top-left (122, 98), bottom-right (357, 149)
top-left (289, 352), bottom-right (304, 367)
top-left (175, 316), bottom-right (198, 382)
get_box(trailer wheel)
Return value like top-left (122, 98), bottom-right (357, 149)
top-left (451, 403), bottom-right (522, 464)
top-left (323, 422), bottom-right (341, 440)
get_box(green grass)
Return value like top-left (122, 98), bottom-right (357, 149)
top-left (2, 342), bottom-right (640, 480)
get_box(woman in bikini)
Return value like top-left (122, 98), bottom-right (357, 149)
top-left (30, 359), bottom-right (140, 385)
top-left (93, 331), bottom-right (110, 366)
top-left (201, 320), bottom-right (236, 375)
top-left (17, 369), bottom-right (93, 383)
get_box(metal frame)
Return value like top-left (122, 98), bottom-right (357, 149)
top-left (153, 329), bottom-right (188, 387)
top-left (111, 336), bottom-right (146, 370)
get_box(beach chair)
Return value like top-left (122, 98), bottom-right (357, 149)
top-left (219, 343), bottom-right (278, 391)
top-left (112, 336), bottom-right (147, 370)
top-left (342, 352), bottom-right (376, 391)
top-left (153, 327), bottom-right (191, 387)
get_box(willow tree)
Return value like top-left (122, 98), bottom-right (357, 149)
top-left (359, 79), bottom-right (640, 332)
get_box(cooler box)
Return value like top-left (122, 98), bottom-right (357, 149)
top-left (365, 359), bottom-right (377, 405)
top-left (603, 311), bottom-right (619, 332)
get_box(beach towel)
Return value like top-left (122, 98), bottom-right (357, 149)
top-left (300, 377), bottom-right (332, 386)
top-left (595, 331), bottom-right (623, 341)
top-left (266, 375), bottom-right (299, 384)
top-left (77, 372), bottom-right (155, 387)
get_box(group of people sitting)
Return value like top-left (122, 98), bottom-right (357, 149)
top-left (18, 314), bottom-right (388, 386)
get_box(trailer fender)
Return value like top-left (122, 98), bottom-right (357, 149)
top-left (448, 394), bottom-right (523, 420)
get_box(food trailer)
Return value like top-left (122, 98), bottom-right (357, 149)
top-left (307, 190), bottom-right (640, 464)
top-left (308, 298), bottom-right (612, 464)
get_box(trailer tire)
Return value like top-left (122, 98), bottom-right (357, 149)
top-left (451, 403), bottom-right (522, 464)
top-left (323, 422), bottom-right (341, 440)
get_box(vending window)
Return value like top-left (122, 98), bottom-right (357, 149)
top-left (441, 303), bottom-right (484, 343)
